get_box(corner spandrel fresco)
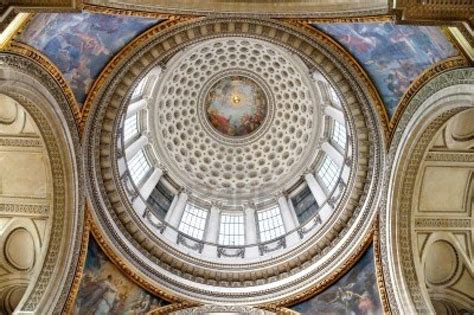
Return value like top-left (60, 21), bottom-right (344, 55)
top-left (291, 246), bottom-right (382, 315)
top-left (75, 237), bottom-right (169, 314)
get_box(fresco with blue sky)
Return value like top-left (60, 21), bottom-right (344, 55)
top-left (314, 23), bottom-right (459, 117)
top-left (19, 13), bottom-right (159, 105)
top-left (291, 246), bottom-right (382, 315)
top-left (74, 237), bottom-right (169, 314)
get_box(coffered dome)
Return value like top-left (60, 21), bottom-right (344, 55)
top-left (85, 18), bottom-right (385, 305)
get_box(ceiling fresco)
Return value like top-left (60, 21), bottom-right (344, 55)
top-left (74, 237), bottom-right (169, 314)
top-left (291, 246), bottom-right (382, 315)
top-left (18, 13), bottom-right (160, 105)
top-left (314, 23), bottom-right (460, 117)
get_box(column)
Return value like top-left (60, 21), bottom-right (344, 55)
top-left (325, 106), bottom-right (345, 124)
top-left (125, 135), bottom-right (148, 160)
top-left (164, 193), bottom-right (178, 221)
top-left (126, 98), bottom-right (148, 118)
top-left (244, 206), bottom-right (258, 245)
top-left (165, 191), bottom-right (188, 228)
top-left (305, 173), bottom-right (327, 206)
top-left (277, 195), bottom-right (298, 232)
top-left (204, 204), bottom-right (220, 243)
top-left (322, 142), bottom-right (344, 166)
top-left (139, 168), bottom-right (163, 200)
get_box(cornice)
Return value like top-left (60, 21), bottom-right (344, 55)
top-left (62, 205), bottom-right (91, 314)
top-left (4, 41), bottom-right (82, 133)
top-left (389, 56), bottom-right (471, 143)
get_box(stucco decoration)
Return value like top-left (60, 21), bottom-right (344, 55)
top-left (381, 68), bottom-right (474, 314)
top-left (0, 52), bottom-right (84, 314)
top-left (84, 18), bottom-right (386, 305)
top-left (314, 23), bottom-right (460, 117)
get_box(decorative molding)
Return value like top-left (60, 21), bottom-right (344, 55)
top-left (62, 205), bottom-right (92, 314)
top-left (147, 302), bottom-right (202, 315)
top-left (82, 4), bottom-right (186, 19)
top-left (217, 246), bottom-right (245, 259)
top-left (5, 41), bottom-right (82, 132)
top-left (177, 233), bottom-right (204, 254)
top-left (414, 218), bottom-right (471, 229)
top-left (425, 151), bottom-right (474, 162)
top-left (81, 1), bottom-right (389, 18)
top-left (0, 136), bottom-right (42, 147)
top-left (389, 56), bottom-right (470, 139)
top-left (373, 219), bottom-right (391, 314)
top-left (258, 237), bottom-right (286, 256)
top-left (0, 203), bottom-right (49, 216)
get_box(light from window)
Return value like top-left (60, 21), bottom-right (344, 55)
top-left (123, 113), bottom-right (139, 143)
top-left (257, 207), bottom-right (285, 242)
top-left (131, 78), bottom-right (147, 100)
top-left (128, 149), bottom-right (151, 185)
top-left (178, 204), bottom-right (209, 240)
top-left (218, 213), bottom-right (245, 246)
top-left (328, 85), bottom-right (341, 107)
top-left (332, 120), bottom-right (346, 149)
top-left (318, 155), bottom-right (340, 192)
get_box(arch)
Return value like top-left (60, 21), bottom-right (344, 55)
top-left (0, 52), bottom-right (84, 314)
top-left (381, 67), bottom-right (474, 313)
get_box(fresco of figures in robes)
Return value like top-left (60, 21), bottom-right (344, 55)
top-left (74, 237), bottom-right (169, 314)
top-left (291, 246), bottom-right (382, 315)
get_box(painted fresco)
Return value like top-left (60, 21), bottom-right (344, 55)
top-left (74, 237), bottom-right (169, 314)
top-left (19, 13), bottom-right (159, 105)
top-left (314, 23), bottom-right (459, 117)
top-left (291, 246), bottom-right (382, 315)
top-left (205, 76), bottom-right (268, 137)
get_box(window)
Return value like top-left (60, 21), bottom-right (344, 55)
top-left (128, 149), bottom-right (151, 185)
top-left (328, 85), bottom-right (341, 107)
top-left (123, 113), bottom-right (139, 143)
top-left (257, 207), bottom-right (285, 242)
top-left (318, 155), bottom-right (340, 192)
top-left (131, 77), bottom-right (147, 100)
top-left (332, 120), bottom-right (346, 149)
top-left (178, 204), bottom-right (208, 240)
top-left (147, 181), bottom-right (174, 220)
top-left (292, 185), bottom-right (318, 225)
top-left (218, 213), bottom-right (245, 246)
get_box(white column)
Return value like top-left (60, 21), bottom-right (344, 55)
top-left (325, 106), bottom-right (345, 124)
top-left (277, 195), bottom-right (298, 232)
top-left (244, 206), bottom-right (258, 245)
top-left (204, 204), bottom-right (220, 243)
top-left (139, 168), bottom-right (163, 200)
top-left (322, 142), bottom-right (344, 166)
top-left (126, 98), bottom-right (148, 118)
top-left (165, 192), bottom-right (188, 228)
top-left (125, 135), bottom-right (148, 159)
top-left (165, 194), bottom-right (178, 221)
top-left (305, 173), bottom-right (327, 206)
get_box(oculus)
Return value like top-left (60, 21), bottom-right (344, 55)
top-left (204, 76), bottom-right (267, 137)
